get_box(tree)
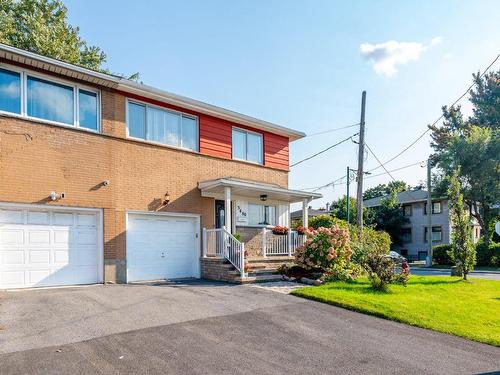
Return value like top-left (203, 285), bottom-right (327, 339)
top-left (330, 195), bottom-right (359, 225)
top-left (447, 171), bottom-right (476, 280)
top-left (0, 0), bottom-right (106, 70)
top-left (365, 191), bottom-right (409, 246)
top-left (363, 180), bottom-right (408, 200)
top-left (429, 70), bottom-right (500, 244)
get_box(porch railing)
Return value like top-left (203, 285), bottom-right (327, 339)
top-left (203, 227), bottom-right (245, 277)
top-left (262, 228), bottom-right (305, 257)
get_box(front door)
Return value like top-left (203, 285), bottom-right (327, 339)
top-left (215, 200), bottom-right (225, 229)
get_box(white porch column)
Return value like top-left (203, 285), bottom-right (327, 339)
top-left (302, 198), bottom-right (309, 228)
top-left (224, 186), bottom-right (232, 233)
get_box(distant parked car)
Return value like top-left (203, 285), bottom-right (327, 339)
top-left (389, 251), bottom-right (410, 273)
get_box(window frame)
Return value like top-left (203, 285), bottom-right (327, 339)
top-left (400, 227), bottom-right (412, 244)
top-left (424, 201), bottom-right (442, 215)
top-left (125, 98), bottom-right (199, 152)
top-left (247, 203), bottom-right (276, 226)
top-left (402, 204), bottom-right (412, 217)
top-left (231, 126), bottom-right (264, 165)
top-left (424, 226), bottom-right (443, 243)
top-left (0, 63), bottom-right (101, 132)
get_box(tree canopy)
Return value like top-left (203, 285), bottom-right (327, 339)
top-left (429, 70), bottom-right (500, 243)
top-left (363, 180), bottom-right (409, 201)
top-left (0, 0), bottom-right (106, 70)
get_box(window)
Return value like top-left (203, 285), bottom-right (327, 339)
top-left (403, 205), bottom-right (412, 217)
top-left (0, 66), bottom-right (100, 130)
top-left (418, 251), bottom-right (427, 261)
top-left (127, 101), bottom-right (199, 151)
top-left (0, 68), bottom-right (21, 114)
top-left (424, 226), bottom-right (442, 243)
top-left (400, 249), bottom-right (408, 256)
top-left (400, 228), bottom-right (412, 243)
top-left (424, 201), bottom-right (442, 214)
top-left (248, 203), bottom-right (276, 226)
top-left (78, 89), bottom-right (98, 130)
top-left (232, 128), bottom-right (263, 164)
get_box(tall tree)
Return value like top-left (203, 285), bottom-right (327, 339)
top-left (0, 0), bottom-right (106, 70)
top-left (447, 171), bottom-right (476, 280)
top-left (363, 180), bottom-right (408, 200)
top-left (365, 191), bottom-right (409, 246)
top-left (330, 195), bottom-right (358, 225)
top-left (429, 70), bottom-right (500, 244)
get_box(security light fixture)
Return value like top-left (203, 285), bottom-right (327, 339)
top-left (260, 194), bottom-right (268, 202)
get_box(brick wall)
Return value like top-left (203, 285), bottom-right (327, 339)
top-left (0, 88), bottom-right (288, 282)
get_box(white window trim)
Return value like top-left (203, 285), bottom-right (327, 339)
top-left (232, 126), bottom-right (264, 165)
top-left (125, 98), bottom-right (199, 152)
top-left (0, 63), bottom-right (101, 133)
top-left (247, 202), bottom-right (277, 227)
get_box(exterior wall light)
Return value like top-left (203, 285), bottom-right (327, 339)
top-left (163, 192), bottom-right (170, 205)
top-left (260, 194), bottom-right (268, 202)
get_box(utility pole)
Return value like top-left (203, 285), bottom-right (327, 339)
top-left (426, 159), bottom-right (433, 266)
top-left (356, 91), bottom-right (366, 231)
top-left (346, 166), bottom-right (350, 223)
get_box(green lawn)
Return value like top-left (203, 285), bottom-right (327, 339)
top-left (409, 263), bottom-right (500, 272)
top-left (292, 276), bottom-right (500, 346)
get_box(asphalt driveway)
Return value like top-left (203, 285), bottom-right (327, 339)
top-left (0, 281), bottom-right (499, 374)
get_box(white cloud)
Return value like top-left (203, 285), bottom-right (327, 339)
top-left (360, 37), bottom-right (442, 77)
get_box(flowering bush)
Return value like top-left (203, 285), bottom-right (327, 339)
top-left (272, 226), bottom-right (289, 235)
top-left (294, 226), bottom-right (356, 281)
top-left (363, 252), bottom-right (409, 290)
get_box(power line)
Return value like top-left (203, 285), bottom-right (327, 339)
top-left (298, 159), bottom-right (425, 191)
top-left (305, 123), bottom-right (360, 137)
top-left (366, 52), bottom-right (500, 174)
top-left (290, 133), bottom-right (358, 168)
top-left (365, 143), bottom-right (422, 201)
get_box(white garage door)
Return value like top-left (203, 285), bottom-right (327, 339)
top-left (127, 213), bottom-right (199, 282)
top-left (0, 205), bottom-right (102, 289)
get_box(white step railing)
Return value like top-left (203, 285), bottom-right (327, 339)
top-left (262, 228), bottom-right (305, 257)
top-left (203, 227), bottom-right (245, 277)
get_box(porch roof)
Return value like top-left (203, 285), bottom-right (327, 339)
top-left (198, 178), bottom-right (322, 203)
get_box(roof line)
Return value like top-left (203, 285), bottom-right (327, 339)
top-left (0, 43), bottom-right (306, 141)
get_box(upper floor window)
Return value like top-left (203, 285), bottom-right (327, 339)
top-left (424, 201), bottom-right (442, 215)
top-left (0, 66), bottom-right (99, 131)
top-left (403, 204), bottom-right (412, 217)
top-left (232, 128), bottom-right (263, 164)
top-left (0, 68), bottom-right (21, 114)
top-left (127, 100), bottom-right (199, 152)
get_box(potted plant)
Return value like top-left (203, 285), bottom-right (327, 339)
top-left (272, 226), bottom-right (289, 235)
top-left (296, 226), bottom-right (307, 235)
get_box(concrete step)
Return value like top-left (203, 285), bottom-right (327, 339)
top-left (247, 256), bottom-right (293, 263)
top-left (239, 274), bottom-right (285, 283)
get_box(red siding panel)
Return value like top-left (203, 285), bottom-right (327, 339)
top-left (118, 90), bottom-right (289, 170)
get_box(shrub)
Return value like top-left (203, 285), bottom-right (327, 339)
top-left (489, 242), bottom-right (500, 267)
top-left (364, 252), bottom-right (410, 291)
top-left (308, 214), bottom-right (335, 229)
top-left (433, 244), bottom-right (453, 265)
top-left (294, 226), bottom-right (354, 281)
top-left (277, 264), bottom-right (308, 280)
top-left (475, 240), bottom-right (500, 267)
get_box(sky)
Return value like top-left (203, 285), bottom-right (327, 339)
top-left (65, 0), bottom-right (500, 209)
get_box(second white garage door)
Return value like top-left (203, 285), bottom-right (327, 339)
top-left (126, 213), bottom-right (199, 282)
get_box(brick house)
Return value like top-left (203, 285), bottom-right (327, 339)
top-left (0, 44), bottom-right (320, 289)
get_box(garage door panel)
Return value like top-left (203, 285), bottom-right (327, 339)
top-left (1, 249), bottom-right (24, 265)
top-left (0, 230), bottom-right (24, 245)
top-left (27, 211), bottom-right (50, 225)
top-left (53, 212), bottom-right (74, 226)
top-left (127, 214), bottom-right (199, 282)
top-left (0, 206), bottom-right (101, 289)
top-left (28, 230), bottom-right (50, 245)
top-left (28, 249), bottom-right (50, 264)
top-left (0, 209), bottom-right (24, 224)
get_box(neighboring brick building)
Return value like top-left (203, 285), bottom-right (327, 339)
top-left (0, 44), bottom-right (320, 288)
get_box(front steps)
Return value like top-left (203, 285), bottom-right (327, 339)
top-left (200, 256), bottom-right (294, 284)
